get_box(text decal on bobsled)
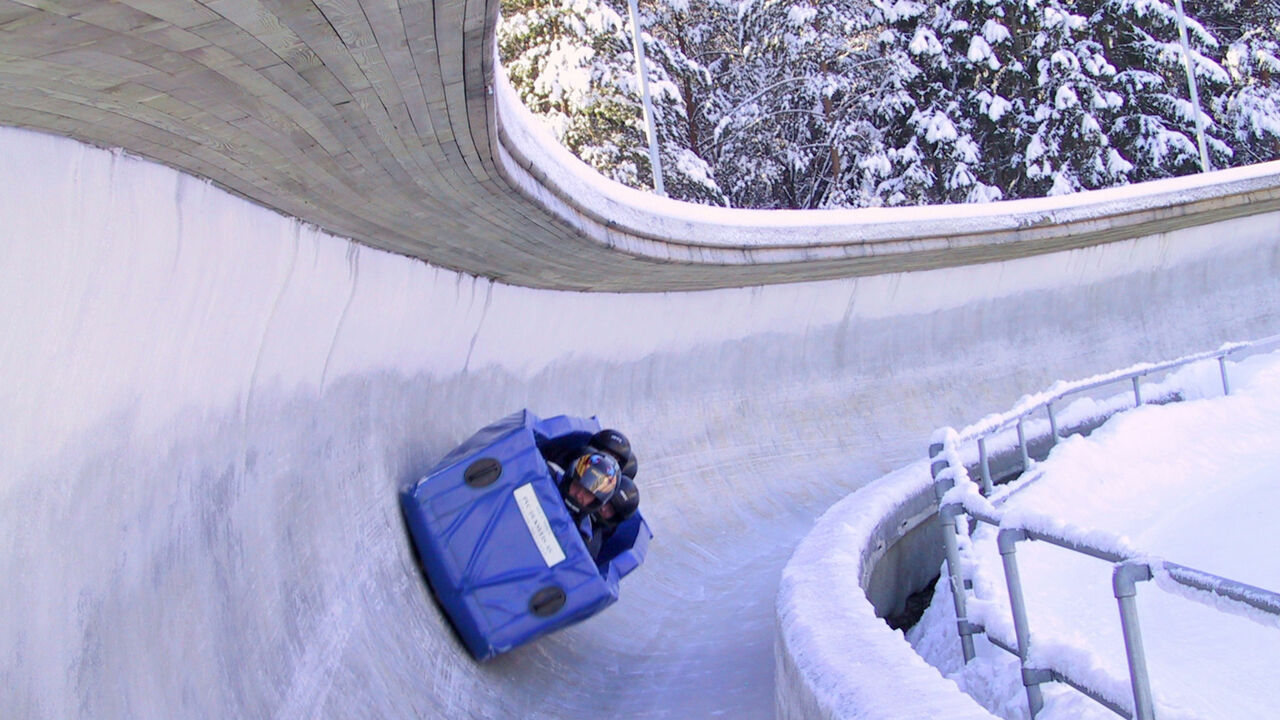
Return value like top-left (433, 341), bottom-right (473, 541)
top-left (514, 483), bottom-right (565, 567)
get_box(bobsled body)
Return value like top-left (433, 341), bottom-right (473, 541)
top-left (400, 410), bottom-right (652, 660)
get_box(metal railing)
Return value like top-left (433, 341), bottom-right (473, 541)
top-left (927, 334), bottom-right (1280, 719)
top-left (944, 335), bottom-right (1280, 495)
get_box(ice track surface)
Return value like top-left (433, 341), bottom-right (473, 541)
top-left (4, 128), bottom-right (1280, 719)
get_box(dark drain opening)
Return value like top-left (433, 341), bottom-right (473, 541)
top-left (886, 574), bottom-right (940, 632)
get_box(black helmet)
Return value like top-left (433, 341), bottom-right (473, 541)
top-left (591, 429), bottom-right (636, 478)
top-left (560, 451), bottom-right (621, 518)
top-left (600, 475), bottom-right (640, 529)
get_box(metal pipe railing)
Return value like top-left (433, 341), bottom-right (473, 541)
top-left (977, 436), bottom-right (994, 494)
top-left (1046, 401), bottom-right (1059, 446)
top-left (949, 334), bottom-right (1280, 458)
top-left (997, 528), bottom-right (1045, 716)
top-left (928, 334), bottom-right (1280, 719)
top-left (939, 499), bottom-right (977, 662)
top-left (1114, 562), bottom-right (1157, 720)
top-left (1016, 418), bottom-right (1030, 474)
top-left (941, 493), bottom-right (1280, 719)
top-left (1161, 561), bottom-right (1280, 617)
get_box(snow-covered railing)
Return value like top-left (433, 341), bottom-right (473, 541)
top-left (940, 333), bottom-right (1280, 495)
top-left (927, 334), bottom-right (1280, 719)
top-left (936, 492), bottom-right (1280, 720)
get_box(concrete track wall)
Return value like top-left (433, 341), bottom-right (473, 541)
top-left (776, 462), bottom-right (997, 720)
top-left (5, 4), bottom-right (1280, 718)
top-left (4, 128), bottom-right (1280, 718)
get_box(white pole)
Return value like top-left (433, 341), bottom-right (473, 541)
top-left (628, 0), bottom-right (666, 196)
top-left (1173, 0), bottom-right (1213, 172)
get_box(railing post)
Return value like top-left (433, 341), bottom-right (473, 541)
top-left (940, 500), bottom-right (977, 663)
top-left (1017, 418), bottom-right (1030, 474)
top-left (1046, 402), bottom-right (1058, 447)
top-left (998, 528), bottom-right (1044, 717)
top-left (929, 437), bottom-right (977, 663)
top-left (1132, 376), bottom-right (1143, 406)
top-left (928, 439), bottom-right (950, 489)
top-left (1114, 562), bottom-right (1157, 720)
top-left (977, 436), bottom-right (994, 495)
top-left (1219, 355), bottom-right (1231, 396)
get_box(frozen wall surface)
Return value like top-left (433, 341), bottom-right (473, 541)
top-left (3, 1), bottom-right (1278, 292)
top-left (4, 126), bottom-right (1280, 719)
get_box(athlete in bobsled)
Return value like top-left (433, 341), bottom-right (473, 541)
top-left (546, 429), bottom-right (641, 560)
top-left (400, 412), bottom-right (651, 660)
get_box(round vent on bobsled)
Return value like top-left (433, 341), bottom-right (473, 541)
top-left (464, 458), bottom-right (502, 488)
top-left (529, 586), bottom-right (566, 617)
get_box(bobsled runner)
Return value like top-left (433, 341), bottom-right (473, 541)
top-left (400, 410), bottom-right (652, 660)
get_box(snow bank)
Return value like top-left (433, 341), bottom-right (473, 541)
top-left (910, 350), bottom-right (1280, 720)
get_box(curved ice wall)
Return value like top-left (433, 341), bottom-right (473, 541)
top-left (5, 127), bottom-right (1280, 719)
top-left (3, 3), bottom-right (1277, 291)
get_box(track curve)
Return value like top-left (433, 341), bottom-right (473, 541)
top-left (4, 128), bottom-right (1280, 718)
top-left (3, 2), bottom-right (1279, 290)
top-left (6, 3), bottom-right (1280, 717)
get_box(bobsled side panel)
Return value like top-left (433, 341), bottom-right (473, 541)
top-left (427, 409), bottom-right (534, 475)
top-left (401, 412), bottom-right (620, 660)
top-left (596, 513), bottom-right (653, 581)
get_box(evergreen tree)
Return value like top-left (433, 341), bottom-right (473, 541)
top-left (1195, 0), bottom-right (1280, 165)
top-left (708, 0), bottom-right (881, 209)
top-left (863, 0), bottom-right (1001, 205)
top-left (498, 0), bottom-right (727, 204)
top-left (1003, 3), bottom-right (1134, 196)
top-left (1085, 0), bottom-right (1235, 179)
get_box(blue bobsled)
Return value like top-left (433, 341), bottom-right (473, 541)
top-left (400, 410), bottom-right (652, 660)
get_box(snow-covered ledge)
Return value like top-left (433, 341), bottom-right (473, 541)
top-left (774, 461), bottom-right (997, 720)
top-left (492, 62), bottom-right (1280, 269)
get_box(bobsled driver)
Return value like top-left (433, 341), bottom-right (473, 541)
top-left (550, 429), bottom-right (641, 558)
top-left (560, 452), bottom-right (621, 519)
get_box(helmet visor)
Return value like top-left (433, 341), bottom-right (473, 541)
top-left (569, 452), bottom-right (620, 511)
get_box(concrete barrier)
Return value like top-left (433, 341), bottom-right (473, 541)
top-left (775, 462), bottom-right (996, 719)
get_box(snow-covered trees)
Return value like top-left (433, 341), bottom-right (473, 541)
top-left (1199, 0), bottom-right (1280, 165)
top-left (499, 0), bottom-right (1280, 208)
top-left (854, 1), bottom-right (1002, 206)
top-left (1006, 4), bottom-right (1134, 196)
top-left (636, 0), bottom-right (735, 204)
top-left (499, 1), bottom-right (644, 183)
top-left (498, 0), bottom-right (727, 204)
top-left (711, 1), bottom-right (882, 208)
top-left (856, 1), bottom-right (1018, 205)
top-left (854, 0), bottom-right (1138, 204)
top-left (1086, 0), bottom-right (1234, 179)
